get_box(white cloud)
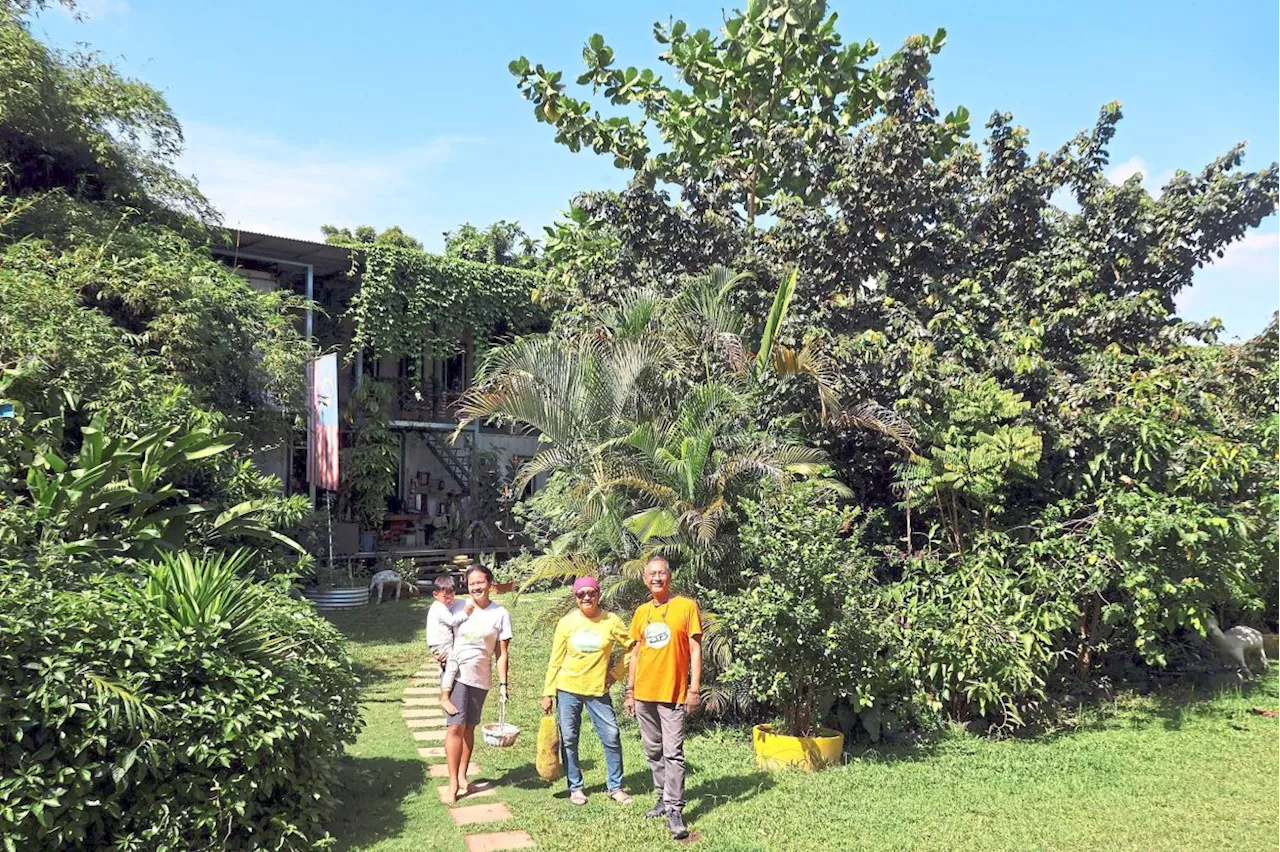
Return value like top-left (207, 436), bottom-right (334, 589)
top-left (1176, 230), bottom-right (1280, 335)
top-left (179, 124), bottom-right (480, 241)
top-left (1106, 157), bottom-right (1178, 194)
top-left (1202, 230), bottom-right (1279, 271)
top-left (56, 0), bottom-right (128, 22)
top-left (1106, 156), bottom-right (1147, 185)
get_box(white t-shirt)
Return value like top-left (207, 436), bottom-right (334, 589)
top-left (452, 601), bottom-right (513, 690)
top-left (426, 599), bottom-right (468, 649)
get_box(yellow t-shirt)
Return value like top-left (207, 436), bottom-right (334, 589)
top-left (542, 609), bottom-right (634, 698)
top-left (628, 596), bottom-right (702, 704)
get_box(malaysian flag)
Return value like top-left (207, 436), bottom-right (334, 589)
top-left (307, 353), bottom-right (340, 491)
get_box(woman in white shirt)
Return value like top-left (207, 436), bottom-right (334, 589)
top-left (441, 565), bottom-right (513, 803)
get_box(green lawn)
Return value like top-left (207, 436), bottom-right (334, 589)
top-left (325, 594), bottom-right (1279, 852)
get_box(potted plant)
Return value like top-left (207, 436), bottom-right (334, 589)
top-left (716, 481), bottom-right (886, 771)
top-left (486, 553), bottom-right (516, 593)
top-left (303, 563), bottom-right (373, 609)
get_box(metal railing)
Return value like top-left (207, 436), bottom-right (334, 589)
top-left (383, 377), bottom-right (465, 422)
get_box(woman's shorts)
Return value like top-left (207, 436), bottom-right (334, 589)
top-left (446, 681), bottom-right (488, 726)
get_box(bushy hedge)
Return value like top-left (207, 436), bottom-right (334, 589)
top-left (0, 571), bottom-right (361, 851)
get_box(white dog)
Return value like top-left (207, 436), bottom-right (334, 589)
top-left (369, 569), bottom-right (420, 603)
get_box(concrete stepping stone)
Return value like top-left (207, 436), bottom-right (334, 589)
top-left (404, 687), bottom-right (436, 695)
top-left (413, 729), bottom-right (446, 742)
top-left (450, 802), bottom-right (513, 827)
top-left (429, 762), bottom-right (479, 778)
top-left (464, 830), bottom-right (535, 851)
top-left (438, 785), bottom-right (498, 804)
top-left (417, 746), bottom-right (446, 759)
top-left (405, 717), bottom-right (446, 729)
top-left (412, 670), bottom-right (437, 678)
top-left (403, 697), bottom-right (441, 707)
top-left (402, 708), bottom-right (444, 719)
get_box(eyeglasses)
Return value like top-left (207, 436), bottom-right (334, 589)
top-left (575, 590), bottom-right (599, 600)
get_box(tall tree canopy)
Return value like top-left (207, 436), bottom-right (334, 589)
top-left (500, 0), bottom-right (1279, 729)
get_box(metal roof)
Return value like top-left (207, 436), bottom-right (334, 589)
top-left (213, 229), bottom-right (354, 278)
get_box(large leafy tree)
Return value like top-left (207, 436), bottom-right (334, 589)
top-left (1, 5), bottom-right (316, 565)
top-left (511, 0), bottom-right (1279, 722)
top-left (511, 0), bottom-right (967, 223)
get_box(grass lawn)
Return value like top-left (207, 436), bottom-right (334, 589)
top-left (325, 592), bottom-right (1279, 852)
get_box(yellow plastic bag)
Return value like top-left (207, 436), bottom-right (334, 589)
top-left (536, 715), bottom-right (562, 782)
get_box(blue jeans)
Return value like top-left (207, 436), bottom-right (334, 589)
top-left (556, 690), bottom-right (624, 792)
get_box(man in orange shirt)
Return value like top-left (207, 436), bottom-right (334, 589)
top-left (623, 556), bottom-right (702, 840)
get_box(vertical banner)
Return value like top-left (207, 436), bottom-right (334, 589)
top-left (307, 353), bottom-right (340, 491)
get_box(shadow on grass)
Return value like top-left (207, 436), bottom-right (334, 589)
top-left (329, 755), bottom-right (430, 851)
top-left (1064, 670), bottom-right (1279, 733)
top-left (681, 767), bottom-right (777, 823)
top-left (968, 668), bottom-right (1280, 745)
top-left (322, 598), bottom-right (428, 646)
top-left (494, 757), bottom-right (778, 823)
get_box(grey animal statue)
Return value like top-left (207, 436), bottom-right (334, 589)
top-left (1204, 613), bottom-right (1269, 678)
top-left (369, 569), bottom-right (420, 603)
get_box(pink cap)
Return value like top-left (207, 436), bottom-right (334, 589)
top-left (572, 576), bottom-right (600, 594)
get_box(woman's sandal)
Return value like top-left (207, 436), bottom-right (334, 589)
top-left (607, 789), bottom-right (633, 805)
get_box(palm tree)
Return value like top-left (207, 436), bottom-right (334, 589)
top-left (453, 265), bottom-right (908, 593)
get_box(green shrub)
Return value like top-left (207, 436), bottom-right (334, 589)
top-left (885, 549), bottom-right (1074, 732)
top-left (715, 482), bottom-right (890, 737)
top-left (0, 561), bottom-right (361, 850)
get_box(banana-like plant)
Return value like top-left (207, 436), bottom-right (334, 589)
top-left (11, 413), bottom-right (302, 567)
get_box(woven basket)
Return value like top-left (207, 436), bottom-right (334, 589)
top-left (481, 699), bottom-right (520, 748)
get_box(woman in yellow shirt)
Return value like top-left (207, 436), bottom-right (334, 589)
top-left (540, 576), bottom-right (635, 806)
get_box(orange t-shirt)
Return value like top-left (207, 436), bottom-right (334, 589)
top-left (629, 595), bottom-right (703, 704)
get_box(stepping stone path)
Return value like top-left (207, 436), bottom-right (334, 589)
top-left (405, 717), bottom-right (444, 729)
top-left (438, 785), bottom-right (497, 803)
top-left (465, 832), bottom-right (536, 852)
top-left (402, 667), bottom-right (533, 851)
top-left (451, 803), bottom-right (514, 826)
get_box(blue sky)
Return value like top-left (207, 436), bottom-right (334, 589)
top-left (34, 0), bottom-right (1279, 338)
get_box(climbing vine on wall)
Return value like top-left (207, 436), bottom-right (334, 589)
top-left (347, 244), bottom-right (547, 359)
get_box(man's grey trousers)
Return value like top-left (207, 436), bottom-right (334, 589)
top-left (635, 700), bottom-right (686, 811)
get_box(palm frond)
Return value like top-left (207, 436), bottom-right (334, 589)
top-left (85, 673), bottom-right (161, 729)
top-left (833, 401), bottom-right (918, 453)
top-left (756, 267), bottom-right (798, 376)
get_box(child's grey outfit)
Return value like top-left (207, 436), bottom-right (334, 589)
top-left (426, 599), bottom-right (469, 691)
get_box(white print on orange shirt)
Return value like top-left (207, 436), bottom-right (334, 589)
top-left (644, 622), bottom-right (671, 650)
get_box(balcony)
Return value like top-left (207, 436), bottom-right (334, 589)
top-left (383, 376), bottom-right (465, 423)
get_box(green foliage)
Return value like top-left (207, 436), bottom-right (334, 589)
top-left (0, 391), bottom-right (303, 579)
top-left (715, 482), bottom-right (887, 736)
top-left (0, 228), bottom-right (312, 445)
top-left (320, 222), bottom-right (423, 250)
top-left (0, 566), bottom-right (361, 851)
top-left (886, 546), bottom-right (1076, 732)
top-left (511, 1), bottom-right (963, 222)
top-left (896, 375), bottom-right (1043, 549)
top-left (344, 241), bottom-right (547, 360)
top-left (456, 265), bottom-right (874, 603)
top-left (0, 4), bottom-right (210, 219)
top-left (2, 9), bottom-right (314, 523)
top-left (444, 220), bottom-right (541, 269)
top-left (511, 1), bottom-right (1279, 732)
top-left (338, 379), bottom-right (399, 530)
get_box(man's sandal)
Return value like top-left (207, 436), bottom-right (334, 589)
top-left (607, 789), bottom-right (633, 804)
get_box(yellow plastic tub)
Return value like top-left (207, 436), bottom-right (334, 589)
top-left (752, 724), bottom-right (844, 772)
